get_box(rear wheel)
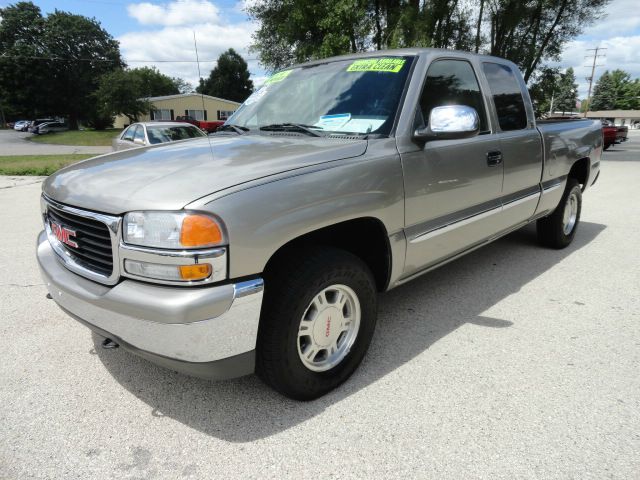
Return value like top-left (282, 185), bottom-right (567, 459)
top-left (256, 247), bottom-right (377, 400)
top-left (537, 178), bottom-right (582, 249)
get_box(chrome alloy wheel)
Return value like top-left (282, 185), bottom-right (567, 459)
top-left (562, 190), bottom-right (579, 235)
top-left (297, 284), bottom-right (361, 372)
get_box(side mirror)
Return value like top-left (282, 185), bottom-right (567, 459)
top-left (414, 105), bottom-right (480, 141)
top-left (133, 137), bottom-right (146, 146)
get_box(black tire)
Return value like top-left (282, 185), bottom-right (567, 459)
top-left (537, 178), bottom-right (582, 249)
top-left (256, 247), bottom-right (377, 400)
top-left (604, 143), bottom-right (610, 150)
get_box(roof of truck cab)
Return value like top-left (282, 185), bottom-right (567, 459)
top-left (292, 48), bottom-right (513, 70)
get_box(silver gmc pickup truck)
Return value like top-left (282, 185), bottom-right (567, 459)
top-left (37, 49), bottom-right (602, 400)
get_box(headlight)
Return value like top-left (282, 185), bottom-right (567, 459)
top-left (123, 211), bottom-right (225, 249)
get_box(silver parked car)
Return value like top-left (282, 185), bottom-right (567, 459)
top-left (13, 120), bottom-right (30, 131)
top-left (112, 122), bottom-right (206, 151)
top-left (35, 122), bottom-right (69, 134)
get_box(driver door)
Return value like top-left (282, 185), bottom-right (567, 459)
top-left (401, 58), bottom-right (504, 277)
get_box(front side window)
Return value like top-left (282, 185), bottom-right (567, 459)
top-left (416, 59), bottom-right (488, 131)
top-left (228, 56), bottom-right (414, 135)
top-left (482, 63), bottom-right (528, 131)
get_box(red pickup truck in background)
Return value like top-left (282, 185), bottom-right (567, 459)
top-left (603, 125), bottom-right (617, 150)
top-left (615, 125), bottom-right (629, 143)
top-left (175, 115), bottom-right (223, 133)
top-left (602, 120), bottom-right (629, 150)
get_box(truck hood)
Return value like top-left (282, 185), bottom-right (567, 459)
top-left (43, 135), bottom-right (367, 214)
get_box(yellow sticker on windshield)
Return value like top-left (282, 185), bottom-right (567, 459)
top-left (265, 69), bottom-right (293, 84)
top-left (347, 58), bottom-right (406, 73)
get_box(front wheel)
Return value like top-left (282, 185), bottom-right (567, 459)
top-left (537, 178), bottom-right (582, 249)
top-left (256, 247), bottom-right (377, 400)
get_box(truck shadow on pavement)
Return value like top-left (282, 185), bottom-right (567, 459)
top-left (93, 221), bottom-right (606, 442)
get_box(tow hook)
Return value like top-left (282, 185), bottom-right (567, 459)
top-left (101, 338), bottom-right (119, 349)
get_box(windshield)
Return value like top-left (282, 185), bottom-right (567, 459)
top-left (146, 125), bottom-right (206, 144)
top-left (228, 56), bottom-right (414, 136)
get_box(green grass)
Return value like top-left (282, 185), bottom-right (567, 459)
top-left (28, 129), bottom-right (119, 146)
top-left (0, 154), bottom-right (93, 176)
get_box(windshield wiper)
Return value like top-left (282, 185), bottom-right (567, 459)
top-left (217, 124), bottom-right (250, 135)
top-left (259, 123), bottom-right (324, 137)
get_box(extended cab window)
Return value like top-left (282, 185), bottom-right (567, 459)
top-left (417, 59), bottom-right (488, 132)
top-left (482, 63), bottom-right (528, 131)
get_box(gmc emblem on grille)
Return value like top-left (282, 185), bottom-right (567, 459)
top-left (50, 221), bottom-right (78, 248)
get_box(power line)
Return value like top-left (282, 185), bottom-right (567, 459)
top-left (583, 47), bottom-right (606, 117)
top-left (0, 55), bottom-right (259, 63)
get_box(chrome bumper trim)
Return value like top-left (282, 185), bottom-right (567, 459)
top-left (37, 231), bottom-right (264, 363)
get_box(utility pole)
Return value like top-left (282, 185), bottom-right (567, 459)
top-left (583, 47), bottom-right (606, 117)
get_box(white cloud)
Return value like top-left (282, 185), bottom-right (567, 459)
top-left (127, 0), bottom-right (221, 26)
top-left (551, 35), bottom-right (640, 98)
top-left (119, 0), bottom-right (262, 89)
top-left (541, 0), bottom-right (640, 98)
top-left (581, 0), bottom-right (640, 39)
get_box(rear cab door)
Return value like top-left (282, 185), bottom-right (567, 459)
top-left (480, 60), bottom-right (543, 226)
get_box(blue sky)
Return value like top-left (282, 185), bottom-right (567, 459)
top-left (5, 0), bottom-right (640, 97)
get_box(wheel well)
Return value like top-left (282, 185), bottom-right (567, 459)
top-left (568, 157), bottom-right (589, 189)
top-left (263, 218), bottom-right (391, 291)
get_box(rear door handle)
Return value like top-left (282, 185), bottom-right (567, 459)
top-left (487, 151), bottom-right (503, 167)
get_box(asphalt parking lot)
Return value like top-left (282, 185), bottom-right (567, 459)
top-left (1, 132), bottom-right (639, 479)
top-left (0, 129), bottom-right (111, 155)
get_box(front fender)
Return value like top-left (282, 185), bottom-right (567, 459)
top-left (188, 138), bottom-right (405, 280)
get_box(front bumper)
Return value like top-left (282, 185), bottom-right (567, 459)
top-left (36, 230), bottom-right (264, 379)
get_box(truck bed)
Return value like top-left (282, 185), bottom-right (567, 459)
top-left (536, 118), bottom-right (602, 186)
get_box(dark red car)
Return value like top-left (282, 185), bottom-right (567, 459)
top-left (174, 115), bottom-right (223, 133)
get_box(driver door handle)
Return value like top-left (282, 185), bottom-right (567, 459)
top-left (487, 151), bottom-right (503, 167)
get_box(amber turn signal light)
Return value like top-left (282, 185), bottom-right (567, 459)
top-left (179, 264), bottom-right (212, 281)
top-left (180, 214), bottom-right (223, 247)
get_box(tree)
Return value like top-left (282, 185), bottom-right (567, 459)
top-left (619, 79), bottom-right (640, 110)
top-left (0, 2), bottom-right (122, 128)
top-left (590, 71), bottom-right (615, 110)
top-left (40, 10), bottom-right (123, 129)
top-left (554, 67), bottom-right (578, 114)
top-left (0, 2), bottom-right (52, 120)
top-left (590, 69), bottom-right (639, 111)
top-left (247, 0), bottom-right (611, 79)
top-left (95, 70), bottom-right (150, 124)
top-left (95, 67), bottom-right (183, 124)
top-left (172, 77), bottom-right (194, 94)
top-left (528, 66), bottom-right (560, 117)
top-left (196, 49), bottom-right (254, 102)
top-left (247, 0), bottom-right (473, 71)
top-left (487, 0), bottom-right (609, 82)
top-left (127, 67), bottom-right (180, 98)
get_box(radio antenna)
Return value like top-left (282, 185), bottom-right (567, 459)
top-left (193, 31), bottom-right (207, 118)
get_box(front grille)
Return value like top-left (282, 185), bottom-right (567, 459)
top-left (47, 205), bottom-right (114, 276)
